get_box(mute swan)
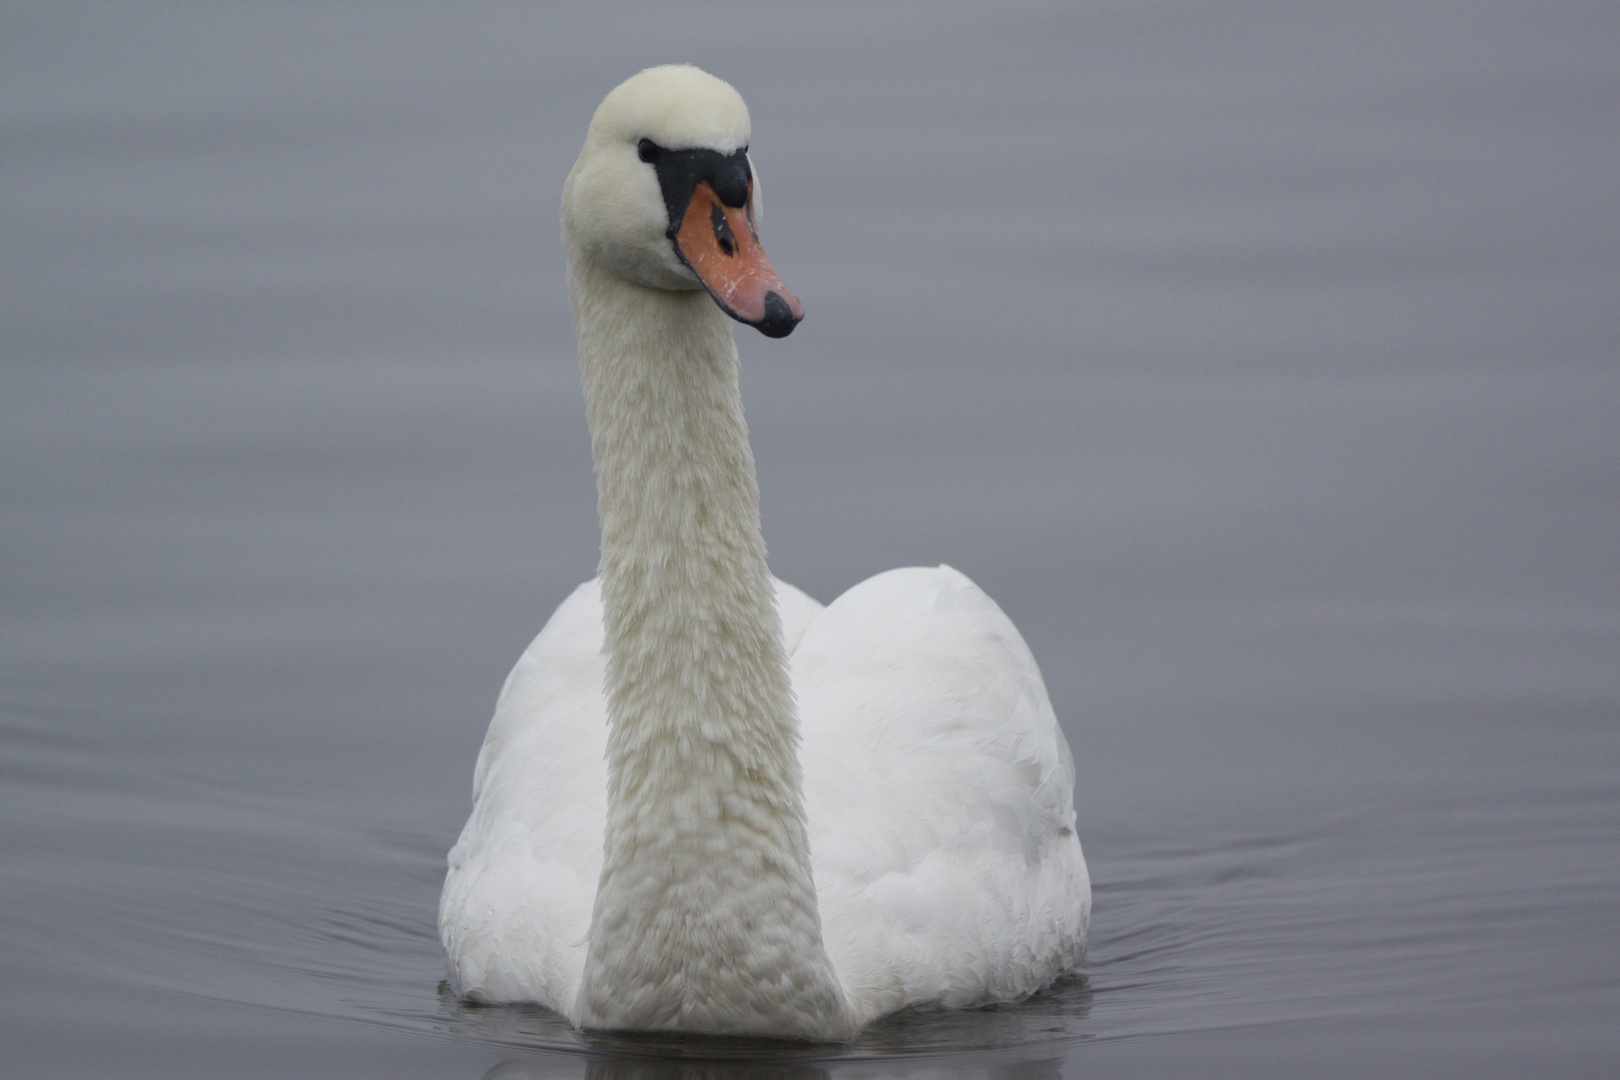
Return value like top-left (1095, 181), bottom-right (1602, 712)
top-left (439, 64), bottom-right (1090, 1041)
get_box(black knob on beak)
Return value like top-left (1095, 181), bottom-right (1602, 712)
top-left (756, 291), bottom-right (801, 338)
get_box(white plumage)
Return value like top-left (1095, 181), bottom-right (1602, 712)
top-left (440, 64), bottom-right (1089, 1040)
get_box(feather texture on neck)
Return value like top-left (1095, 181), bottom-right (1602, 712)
top-left (564, 219), bottom-right (854, 1038)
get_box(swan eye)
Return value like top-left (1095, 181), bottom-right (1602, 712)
top-left (637, 139), bottom-right (661, 164)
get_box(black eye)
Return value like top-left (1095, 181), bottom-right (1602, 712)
top-left (637, 139), bottom-right (660, 164)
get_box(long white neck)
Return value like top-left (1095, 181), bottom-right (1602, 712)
top-left (566, 236), bottom-right (852, 1039)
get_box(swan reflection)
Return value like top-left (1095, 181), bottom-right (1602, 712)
top-left (442, 977), bottom-right (1089, 1080)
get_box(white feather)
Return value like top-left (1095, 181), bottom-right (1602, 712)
top-left (439, 64), bottom-right (1090, 1040)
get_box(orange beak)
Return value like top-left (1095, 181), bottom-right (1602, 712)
top-left (672, 180), bottom-right (804, 338)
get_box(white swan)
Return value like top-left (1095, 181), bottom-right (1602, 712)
top-left (439, 64), bottom-right (1090, 1041)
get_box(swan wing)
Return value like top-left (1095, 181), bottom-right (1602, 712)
top-left (794, 565), bottom-right (1091, 1024)
top-left (439, 580), bottom-right (608, 1013)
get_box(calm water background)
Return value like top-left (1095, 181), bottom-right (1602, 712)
top-left (3, 2), bottom-right (1618, 1077)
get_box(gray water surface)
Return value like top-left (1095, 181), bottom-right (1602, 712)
top-left (3, 3), bottom-right (1618, 1077)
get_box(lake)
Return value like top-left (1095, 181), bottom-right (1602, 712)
top-left (2, 2), bottom-right (1617, 1077)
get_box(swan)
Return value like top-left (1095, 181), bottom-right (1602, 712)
top-left (439, 64), bottom-right (1090, 1041)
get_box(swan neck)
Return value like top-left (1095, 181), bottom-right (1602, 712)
top-left (567, 241), bottom-right (852, 1038)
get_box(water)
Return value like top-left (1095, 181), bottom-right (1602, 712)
top-left (3, 2), bottom-right (1617, 1076)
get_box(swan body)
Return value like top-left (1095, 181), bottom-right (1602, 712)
top-left (440, 65), bottom-right (1089, 1040)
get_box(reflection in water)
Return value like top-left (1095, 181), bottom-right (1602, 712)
top-left (447, 980), bottom-right (1086, 1079)
top-left (481, 1048), bottom-right (1064, 1080)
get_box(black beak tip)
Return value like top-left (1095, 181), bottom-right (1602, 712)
top-left (755, 291), bottom-right (801, 339)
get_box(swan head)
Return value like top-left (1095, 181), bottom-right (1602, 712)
top-left (564, 65), bottom-right (804, 338)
